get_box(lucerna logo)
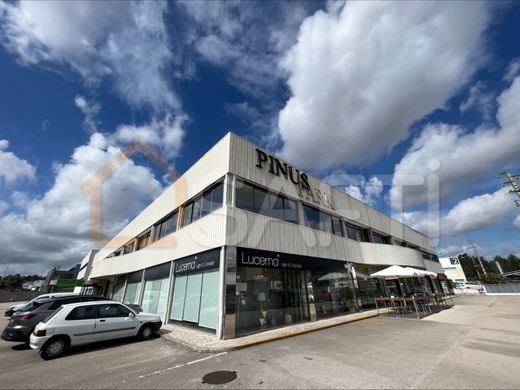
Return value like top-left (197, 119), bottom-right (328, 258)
top-left (175, 261), bottom-right (196, 273)
top-left (241, 252), bottom-right (280, 267)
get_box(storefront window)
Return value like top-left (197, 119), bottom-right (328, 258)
top-left (307, 270), bottom-right (356, 319)
top-left (112, 275), bottom-right (126, 302)
top-left (235, 247), bottom-right (358, 336)
top-left (169, 249), bottom-right (221, 330)
top-left (236, 267), bottom-right (310, 336)
top-left (141, 263), bottom-right (171, 322)
top-left (123, 270), bottom-right (142, 305)
top-left (354, 264), bottom-right (386, 308)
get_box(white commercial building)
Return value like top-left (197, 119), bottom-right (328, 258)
top-left (88, 133), bottom-right (444, 339)
top-left (439, 257), bottom-right (467, 284)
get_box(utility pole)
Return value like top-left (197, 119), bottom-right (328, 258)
top-left (498, 170), bottom-right (520, 207)
top-left (467, 240), bottom-right (487, 277)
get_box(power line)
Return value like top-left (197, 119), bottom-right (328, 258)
top-left (498, 170), bottom-right (520, 207)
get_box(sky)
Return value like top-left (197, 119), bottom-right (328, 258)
top-left (0, 1), bottom-right (519, 275)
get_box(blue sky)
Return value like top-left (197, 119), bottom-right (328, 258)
top-left (0, 1), bottom-right (519, 274)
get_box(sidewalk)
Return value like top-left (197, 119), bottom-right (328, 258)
top-left (161, 308), bottom-right (382, 352)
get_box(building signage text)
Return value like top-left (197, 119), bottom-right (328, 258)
top-left (174, 249), bottom-right (220, 274)
top-left (255, 148), bottom-right (335, 209)
top-left (237, 247), bottom-right (349, 272)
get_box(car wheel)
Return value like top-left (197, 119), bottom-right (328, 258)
top-left (40, 337), bottom-right (66, 360)
top-left (139, 324), bottom-right (153, 340)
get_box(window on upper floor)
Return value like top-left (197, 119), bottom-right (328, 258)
top-left (123, 242), bottom-right (135, 255)
top-left (136, 231), bottom-right (151, 251)
top-left (181, 180), bottom-right (224, 227)
top-left (372, 232), bottom-right (390, 245)
top-left (154, 211), bottom-right (178, 241)
top-left (303, 204), bottom-right (338, 233)
top-left (236, 180), bottom-right (299, 224)
top-left (345, 223), bottom-right (370, 242)
top-left (332, 216), bottom-right (343, 236)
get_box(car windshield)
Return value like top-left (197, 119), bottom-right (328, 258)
top-left (42, 306), bottom-right (63, 323)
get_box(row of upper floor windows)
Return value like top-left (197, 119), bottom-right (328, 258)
top-left (108, 179), bottom-right (224, 258)
top-left (235, 179), bottom-right (439, 263)
top-left (106, 176), bottom-right (438, 263)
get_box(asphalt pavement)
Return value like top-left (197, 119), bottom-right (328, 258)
top-left (0, 295), bottom-right (519, 389)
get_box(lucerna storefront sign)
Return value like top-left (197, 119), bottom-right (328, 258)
top-left (174, 248), bottom-right (220, 274)
top-left (237, 247), bottom-right (350, 272)
top-left (255, 148), bottom-right (335, 210)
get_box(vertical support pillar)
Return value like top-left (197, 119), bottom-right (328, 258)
top-left (223, 246), bottom-right (237, 339)
top-left (216, 246), bottom-right (227, 339)
top-left (164, 260), bottom-right (175, 324)
top-left (138, 270), bottom-right (146, 306)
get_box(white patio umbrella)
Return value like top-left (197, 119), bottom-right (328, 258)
top-left (369, 265), bottom-right (418, 278)
top-left (405, 267), bottom-right (437, 277)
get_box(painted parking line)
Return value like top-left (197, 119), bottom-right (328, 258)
top-left (137, 352), bottom-right (228, 379)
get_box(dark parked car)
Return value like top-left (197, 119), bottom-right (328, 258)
top-left (4, 293), bottom-right (79, 317)
top-left (1, 295), bottom-right (109, 343)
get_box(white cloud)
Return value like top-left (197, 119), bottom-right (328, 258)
top-left (277, 2), bottom-right (492, 169)
top-left (437, 245), bottom-right (463, 257)
top-left (0, 1), bottom-right (178, 113)
top-left (514, 214), bottom-right (520, 229)
top-left (324, 171), bottom-right (384, 206)
top-left (0, 132), bottom-right (164, 274)
top-left (0, 139), bottom-right (36, 185)
top-left (114, 114), bottom-right (186, 159)
top-left (0, 200), bottom-right (8, 215)
top-left (180, 1), bottom-right (312, 100)
top-left (1, 1), bottom-right (187, 157)
top-left (74, 95), bottom-right (101, 133)
top-left (391, 75), bottom-right (520, 208)
top-left (396, 188), bottom-right (518, 240)
top-left (504, 58), bottom-right (520, 82)
top-left (459, 81), bottom-right (495, 119)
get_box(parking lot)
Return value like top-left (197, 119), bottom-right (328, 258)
top-left (1, 296), bottom-right (519, 389)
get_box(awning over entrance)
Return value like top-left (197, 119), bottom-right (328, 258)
top-left (370, 265), bottom-right (437, 279)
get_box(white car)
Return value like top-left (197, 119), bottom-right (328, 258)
top-left (30, 301), bottom-right (162, 359)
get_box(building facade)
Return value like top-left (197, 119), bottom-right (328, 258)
top-left (89, 133), bottom-right (444, 339)
top-left (440, 256), bottom-right (468, 284)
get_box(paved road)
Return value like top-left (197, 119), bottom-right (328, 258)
top-left (0, 296), bottom-right (519, 389)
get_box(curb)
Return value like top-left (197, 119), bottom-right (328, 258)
top-left (161, 310), bottom-right (382, 353)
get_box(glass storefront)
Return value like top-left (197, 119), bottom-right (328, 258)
top-left (112, 275), bottom-right (126, 302)
top-left (235, 247), bottom-right (358, 336)
top-left (123, 270), bottom-right (143, 305)
top-left (142, 263), bottom-right (171, 322)
top-left (169, 249), bottom-right (220, 330)
top-left (354, 264), bottom-right (387, 309)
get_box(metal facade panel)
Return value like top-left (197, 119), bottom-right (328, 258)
top-left (90, 208), bottom-right (228, 278)
top-left (225, 207), bottom-right (432, 270)
top-left (228, 133), bottom-right (435, 252)
top-left (93, 134), bottom-right (231, 263)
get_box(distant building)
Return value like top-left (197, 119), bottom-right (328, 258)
top-left (74, 250), bottom-right (99, 294)
top-left (40, 264), bottom-right (80, 293)
top-left (440, 256), bottom-right (467, 284)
